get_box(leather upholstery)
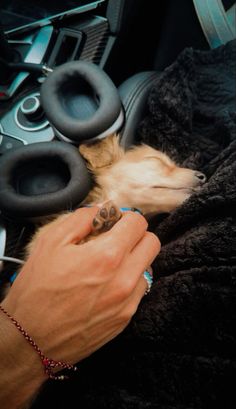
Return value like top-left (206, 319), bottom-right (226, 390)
top-left (118, 71), bottom-right (160, 148)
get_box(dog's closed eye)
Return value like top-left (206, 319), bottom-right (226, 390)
top-left (144, 156), bottom-right (174, 167)
top-left (144, 156), bottom-right (162, 162)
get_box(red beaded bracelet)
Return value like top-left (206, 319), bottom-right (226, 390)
top-left (0, 304), bottom-right (78, 380)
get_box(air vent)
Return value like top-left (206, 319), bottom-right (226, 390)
top-left (79, 17), bottom-right (109, 64)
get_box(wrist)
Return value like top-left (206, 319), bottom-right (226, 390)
top-left (0, 300), bottom-right (78, 380)
top-left (0, 305), bottom-right (46, 409)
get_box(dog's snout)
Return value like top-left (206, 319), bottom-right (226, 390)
top-left (195, 172), bottom-right (206, 184)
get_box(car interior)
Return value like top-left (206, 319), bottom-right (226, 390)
top-left (0, 0), bottom-right (217, 279)
top-left (0, 0), bottom-right (235, 406)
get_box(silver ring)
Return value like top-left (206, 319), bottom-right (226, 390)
top-left (143, 270), bottom-right (153, 295)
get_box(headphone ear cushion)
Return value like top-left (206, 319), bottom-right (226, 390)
top-left (40, 61), bottom-right (124, 143)
top-left (0, 142), bottom-right (92, 221)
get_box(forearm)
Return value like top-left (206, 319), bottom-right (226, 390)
top-left (0, 312), bottom-right (45, 409)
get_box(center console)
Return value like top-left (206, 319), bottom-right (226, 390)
top-left (0, 1), bottom-right (110, 153)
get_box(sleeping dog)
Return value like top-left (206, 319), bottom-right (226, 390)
top-left (28, 134), bottom-right (206, 249)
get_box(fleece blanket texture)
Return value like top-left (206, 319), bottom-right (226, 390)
top-left (32, 40), bottom-right (236, 409)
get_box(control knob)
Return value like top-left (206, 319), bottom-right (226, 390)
top-left (19, 95), bottom-right (43, 121)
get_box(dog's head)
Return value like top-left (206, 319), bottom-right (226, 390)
top-left (79, 135), bottom-right (206, 215)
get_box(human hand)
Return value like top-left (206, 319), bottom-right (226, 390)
top-left (2, 206), bottom-right (160, 372)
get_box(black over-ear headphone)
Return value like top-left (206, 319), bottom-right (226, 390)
top-left (40, 60), bottom-right (124, 143)
top-left (0, 61), bottom-right (124, 221)
top-left (0, 142), bottom-right (92, 221)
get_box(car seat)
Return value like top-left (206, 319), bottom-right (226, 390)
top-left (118, 0), bottom-right (235, 148)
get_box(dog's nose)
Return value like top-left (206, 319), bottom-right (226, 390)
top-left (195, 172), bottom-right (206, 184)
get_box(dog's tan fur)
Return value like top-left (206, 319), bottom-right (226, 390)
top-left (26, 134), bottom-right (205, 255)
top-left (79, 134), bottom-right (203, 215)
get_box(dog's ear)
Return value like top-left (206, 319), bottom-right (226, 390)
top-left (79, 134), bottom-right (124, 171)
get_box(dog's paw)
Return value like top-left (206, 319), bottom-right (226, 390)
top-left (92, 201), bottom-right (122, 233)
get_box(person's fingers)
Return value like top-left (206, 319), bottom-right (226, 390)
top-left (47, 206), bottom-right (100, 244)
top-left (102, 211), bottom-right (148, 254)
top-left (129, 231), bottom-right (160, 271)
top-left (102, 232), bottom-right (160, 305)
top-left (118, 232), bottom-right (160, 286)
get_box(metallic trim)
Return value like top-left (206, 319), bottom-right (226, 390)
top-left (0, 26), bottom-right (53, 100)
top-left (14, 92), bottom-right (49, 132)
top-left (0, 131), bottom-right (28, 145)
top-left (6, 1), bottom-right (105, 35)
top-left (21, 96), bottom-right (40, 115)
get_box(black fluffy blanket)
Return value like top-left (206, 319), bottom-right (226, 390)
top-left (33, 40), bottom-right (236, 409)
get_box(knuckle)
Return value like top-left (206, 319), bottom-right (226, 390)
top-left (111, 280), bottom-right (134, 304)
top-left (120, 312), bottom-right (131, 324)
top-left (103, 246), bottom-right (122, 269)
top-left (119, 280), bottom-right (134, 299)
top-left (120, 304), bottom-right (138, 322)
top-left (146, 232), bottom-right (161, 251)
top-left (124, 211), bottom-right (148, 229)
